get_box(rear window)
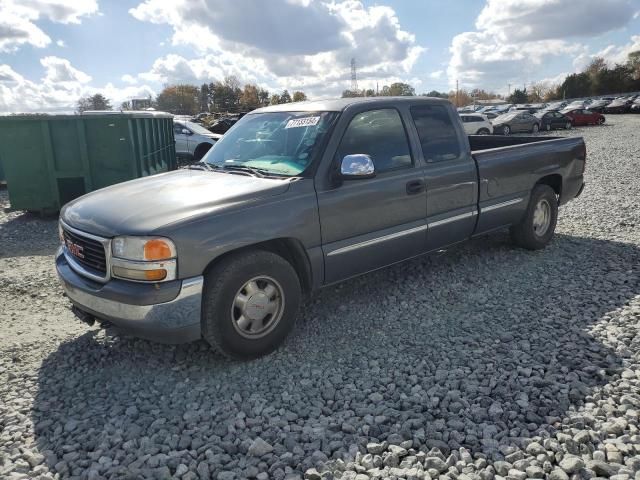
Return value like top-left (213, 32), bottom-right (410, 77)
top-left (410, 105), bottom-right (461, 162)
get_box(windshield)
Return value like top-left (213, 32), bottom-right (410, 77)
top-left (186, 121), bottom-right (214, 136)
top-left (203, 111), bottom-right (337, 176)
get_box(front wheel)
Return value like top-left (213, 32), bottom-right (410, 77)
top-left (502, 125), bottom-right (511, 135)
top-left (532, 123), bottom-right (540, 133)
top-left (201, 250), bottom-right (301, 359)
top-left (510, 185), bottom-right (558, 250)
top-left (597, 117), bottom-right (605, 125)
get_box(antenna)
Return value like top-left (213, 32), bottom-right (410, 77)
top-left (350, 58), bottom-right (358, 92)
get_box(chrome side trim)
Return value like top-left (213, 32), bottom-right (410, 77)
top-left (60, 220), bottom-right (111, 283)
top-left (327, 224), bottom-right (428, 257)
top-left (63, 275), bottom-right (204, 324)
top-left (428, 210), bottom-right (477, 228)
top-left (481, 197), bottom-right (524, 213)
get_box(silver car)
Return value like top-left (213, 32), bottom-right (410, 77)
top-left (491, 111), bottom-right (540, 135)
top-left (173, 120), bottom-right (222, 161)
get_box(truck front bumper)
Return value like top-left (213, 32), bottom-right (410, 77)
top-left (56, 248), bottom-right (202, 344)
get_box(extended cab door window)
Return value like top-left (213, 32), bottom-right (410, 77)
top-left (410, 104), bottom-right (477, 251)
top-left (316, 107), bottom-right (427, 284)
top-left (336, 109), bottom-right (412, 172)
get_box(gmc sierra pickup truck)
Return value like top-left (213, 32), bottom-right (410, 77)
top-left (56, 97), bottom-right (586, 359)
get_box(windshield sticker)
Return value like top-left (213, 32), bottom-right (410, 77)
top-left (285, 116), bottom-right (320, 129)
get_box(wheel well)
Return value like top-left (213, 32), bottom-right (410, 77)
top-left (203, 238), bottom-right (313, 293)
top-left (536, 174), bottom-right (562, 198)
top-left (193, 143), bottom-right (213, 160)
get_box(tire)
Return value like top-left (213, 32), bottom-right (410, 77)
top-left (201, 250), bottom-right (301, 359)
top-left (193, 143), bottom-right (213, 161)
top-left (502, 125), bottom-right (511, 135)
top-left (510, 185), bottom-right (558, 250)
top-left (597, 117), bottom-right (605, 125)
top-left (477, 128), bottom-right (490, 135)
top-left (532, 123), bottom-right (540, 133)
top-left (565, 122), bottom-right (572, 130)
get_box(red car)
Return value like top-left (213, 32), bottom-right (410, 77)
top-left (560, 108), bottom-right (605, 126)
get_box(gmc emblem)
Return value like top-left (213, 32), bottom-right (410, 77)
top-left (66, 239), bottom-right (85, 259)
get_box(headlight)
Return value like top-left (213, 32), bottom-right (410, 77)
top-left (111, 236), bottom-right (177, 282)
top-left (111, 236), bottom-right (176, 261)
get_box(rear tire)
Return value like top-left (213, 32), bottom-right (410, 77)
top-left (201, 250), bottom-right (301, 359)
top-left (510, 185), bottom-right (558, 250)
top-left (502, 125), bottom-right (511, 135)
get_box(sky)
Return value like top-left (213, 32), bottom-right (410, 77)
top-left (1, 0), bottom-right (639, 113)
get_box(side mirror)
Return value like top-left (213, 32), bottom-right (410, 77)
top-left (181, 128), bottom-right (191, 135)
top-left (340, 154), bottom-right (375, 179)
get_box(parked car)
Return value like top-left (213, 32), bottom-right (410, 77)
top-left (484, 111), bottom-right (500, 120)
top-left (605, 99), bottom-right (632, 114)
top-left (174, 120), bottom-right (223, 161)
top-left (534, 111), bottom-right (573, 131)
top-left (459, 113), bottom-right (493, 135)
top-left (208, 117), bottom-right (238, 134)
top-left (586, 99), bottom-right (610, 113)
top-left (492, 111), bottom-right (540, 135)
top-left (56, 97), bottom-right (586, 359)
top-left (560, 108), bottom-right (605, 126)
top-left (546, 101), bottom-right (567, 111)
top-left (630, 100), bottom-right (640, 113)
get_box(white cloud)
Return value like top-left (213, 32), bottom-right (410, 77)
top-left (56, 39), bottom-right (66, 47)
top-left (447, 0), bottom-right (637, 93)
top-left (0, 58), bottom-right (155, 113)
top-left (0, 0), bottom-right (98, 52)
top-left (429, 70), bottom-right (443, 79)
top-left (128, 0), bottom-right (424, 97)
top-left (594, 35), bottom-right (640, 66)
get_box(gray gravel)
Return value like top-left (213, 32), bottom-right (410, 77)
top-left (1, 115), bottom-right (639, 480)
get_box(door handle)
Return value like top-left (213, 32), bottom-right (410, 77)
top-left (406, 179), bottom-right (425, 195)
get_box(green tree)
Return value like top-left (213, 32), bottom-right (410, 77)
top-left (508, 88), bottom-right (529, 104)
top-left (292, 91), bottom-right (307, 102)
top-left (77, 93), bottom-right (112, 113)
top-left (280, 90), bottom-right (292, 103)
top-left (423, 90), bottom-right (448, 99)
top-left (156, 85), bottom-right (199, 115)
top-left (380, 82), bottom-right (415, 96)
top-left (559, 73), bottom-right (591, 99)
top-left (257, 88), bottom-right (270, 106)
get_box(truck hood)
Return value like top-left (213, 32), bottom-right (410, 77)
top-left (61, 169), bottom-right (291, 237)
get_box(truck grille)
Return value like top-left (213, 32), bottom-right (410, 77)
top-left (62, 226), bottom-right (107, 276)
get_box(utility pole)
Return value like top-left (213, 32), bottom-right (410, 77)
top-left (350, 58), bottom-right (358, 93)
top-left (456, 79), bottom-right (459, 107)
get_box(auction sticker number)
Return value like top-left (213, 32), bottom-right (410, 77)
top-left (285, 117), bottom-right (320, 129)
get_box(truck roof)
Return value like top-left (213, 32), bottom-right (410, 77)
top-left (252, 96), bottom-right (450, 113)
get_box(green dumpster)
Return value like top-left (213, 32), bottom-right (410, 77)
top-left (0, 111), bottom-right (176, 213)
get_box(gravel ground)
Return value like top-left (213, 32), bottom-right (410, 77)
top-left (1, 115), bottom-right (639, 480)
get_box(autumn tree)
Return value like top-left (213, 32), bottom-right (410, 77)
top-left (240, 84), bottom-right (260, 110)
top-left (292, 91), bottom-right (307, 102)
top-left (156, 85), bottom-right (199, 115)
top-left (270, 94), bottom-right (281, 105)
top-left (77, 93), bottom-right (112, 113)
top-left (527, 83), bottom-right (549, 103)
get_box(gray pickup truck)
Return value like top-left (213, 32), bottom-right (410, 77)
top-left (56, 97), bottom-right (586, 359)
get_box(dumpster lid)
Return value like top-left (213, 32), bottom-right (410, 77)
top-left (81, 110), bottom-right (173, 118)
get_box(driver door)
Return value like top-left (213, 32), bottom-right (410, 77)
top-left (316, 108), bottom-right (427, 283)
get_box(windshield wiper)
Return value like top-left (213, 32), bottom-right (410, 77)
top-left (181, 162), bottom-right (220, 172)
top-left (220, 165), bottom-right (268, 178)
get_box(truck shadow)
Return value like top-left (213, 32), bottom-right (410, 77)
top-left (31, 233), bottom-right (638, 476)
